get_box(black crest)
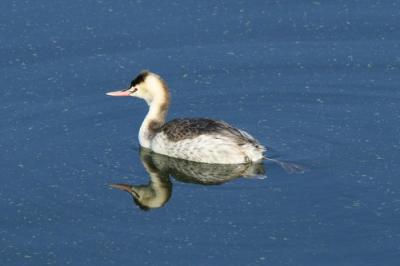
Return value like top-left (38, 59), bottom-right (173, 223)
top-left (130, 71), bottom-right (150, 87)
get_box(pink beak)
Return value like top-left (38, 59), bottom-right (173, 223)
top-left (111, 183), bottom-right (132, 192)
top-left (106, 90), bottom-right (131, 97)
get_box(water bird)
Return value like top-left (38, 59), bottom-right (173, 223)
top-left (106, 71), bottom-right (265, 164)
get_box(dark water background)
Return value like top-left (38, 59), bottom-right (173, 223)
top-left (1, 1), bottom-right (400, 265)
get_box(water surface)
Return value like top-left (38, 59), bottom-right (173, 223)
top-left (1, 1), bottom-right (400, 265)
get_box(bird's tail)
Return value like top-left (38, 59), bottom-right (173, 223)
top-left (263, 156), bottom-right (306, 174)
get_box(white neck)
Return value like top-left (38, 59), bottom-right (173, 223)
top-left (138, 97), bottom-right (168, 148)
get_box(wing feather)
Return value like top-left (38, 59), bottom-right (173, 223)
top-left (160, 118), bottom-right (262, 148)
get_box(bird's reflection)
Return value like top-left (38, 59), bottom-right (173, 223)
top-left (111, 148), bottom-right (265, 210)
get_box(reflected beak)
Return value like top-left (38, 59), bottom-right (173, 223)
top-left (106, 89), bottom-right (131, 97)
top-left (111, 183), bottom-right (140, 198)
top-left (111, 183), bottom-right (132, 192)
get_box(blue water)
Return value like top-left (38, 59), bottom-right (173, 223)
top-left (1, 1), bottom-right (400, 265)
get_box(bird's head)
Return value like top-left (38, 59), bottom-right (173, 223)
top-left (106, 71), bottom-right (169, 106)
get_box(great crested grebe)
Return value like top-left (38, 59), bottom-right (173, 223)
top-left (106, 71), bottom-right (265, 164)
